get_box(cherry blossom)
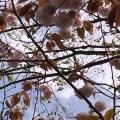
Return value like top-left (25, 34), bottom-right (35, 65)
top-left (75, 83), bottom-right (95, 99)
top-left (95, 100), bottom-right (106, 112)
top-left (59, 28), bottom-right (74, 39)
top-left (55, 11), bottom-right (74, 28)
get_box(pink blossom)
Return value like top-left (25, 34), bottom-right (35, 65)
top-left (95, 100), bottom-right (106, 112)
top-left (15, 3), bottom-right (24, 15)
top-left (69, 0), bottom-right (85, 10)
top-left (16, 103), bottom-right (23, 110)
top-left (36, 52), bottom-right (44, 60)
top-left (98, 6), bottom-right (110, 17)
top-left (110, 59), bottom-right (120, 70)
top-left (7, 50), bottom-right (24, 68)
top-left (73, 17), bottom-right (83, 28)
top-left (13, 50), bottom-right (24, 60)
top-left (55, 11), bottom-right (74, 28)
top-left (76, 112), bottom-right (88, 120)
top-left (8, 56), bottom-right (20, 68)
top-left (36, 8), bottom-right (56, 25)
top-left (59, 28), bottom-right (74, 39)
top-left (39, 84), bottom-right (51, 92)
top-left (68, 10), bottom-right (77, 18)
top-left (110, 59), bottom-right (119, 66)
top-left (41, 3), bottom-right (57, 15)
top-left (6, 14), bottom-right (17, 26)
top-left (60, 0), bottom-right (71, 9)
top-left (73, 11), bottom-right (83, 27)
top-left (50, 0), bottom-right (71, 9)
top-left (44, 90), bottom-right (53, 99)
top-left (76, 11), bottom-right (83, 18)
top-left (7, 1), bottom-right (16, 10)
top-left (75, 83), bottom-right (95, 99)
top-left (34, 52), bottom-right (44, 64)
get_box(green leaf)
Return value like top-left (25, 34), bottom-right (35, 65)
top-left (104, 108), bottom-right (114, 120)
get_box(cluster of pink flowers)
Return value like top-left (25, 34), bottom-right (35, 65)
top-left (76, 111), bottom-right (101, 120)
top-left (7, 1), bottom-right (25, 15)
top-left (5, 14), bottom-right (17, 26)
top-left (34, 52), bottom-right (44, 65)
top-left (50, 0), bottom-right (85, 10)
top-left (98, 6), bottom-right (111, 17)
top-left (35, 1), bottom-right (84, 40)
top-left (95, 100), bottom-right (106, 112)
top-left (8, 50), bottom-right (24, 68)
top-left (110, 59), bottom-right (120, 70)
top-left (75, 83), bottom-right (95, 99)
top-left (76, 100), bottom-right (106, 119)
top-left (36, 3), bottom-right (57, 25)
top-left (38, 83), bottom-right (54, 100)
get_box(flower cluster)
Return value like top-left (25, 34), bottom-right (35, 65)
top-left (7, 1), bottom-right (25, 15)
top-left (98, 6), bottom-right (111, 17)
top-left (75, 83), bottom-right (95, 99)
top-left (95, 100), bottom-right (106, 112)
top-left (38, 84), bottom-right (54, 100)
top-left (35, 1), bottom-right (84, 40)
top-left (8, 50), bottom-right (24, 68)
top-left (76, 112), bottom-right (89, 120)
top-left (110, 59), bottom-right (120, 70)
top-left (36, 3), bottom-right (56, 25)
top-left (5, 14), bottom-right (17, 26)
top-left (76, 111), bottom-right (101, 120)
top-left (50, 0), bottom-right (85, 10)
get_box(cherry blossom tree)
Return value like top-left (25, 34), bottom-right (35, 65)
top-left (0, 0), bottom-right (119, 120)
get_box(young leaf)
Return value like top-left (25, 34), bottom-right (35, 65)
top-left (54, 40), bottom-right (65, 50)
top-left (11, 95), bottom-right (20, 106)
top-left (87, 0), bottom-right (102, 13)
top-left (16, 110), bottom-right (23, 120)
top-left (5, 100), bottom-right (11, 108)
top-left (24, 13), bottom-right (30, 23)
top-left (22, 91), bottom-right (30, 106)
top-left (75, 62), bottom-right (81, 71)
top-left (46, 42), bottom-right (55, 52)
top-left (115, 5), bottom-right (120, 27)
top-left (40, 61), bottom-right (49, 71)
top-left (108, 5), bottom-right (117, 28)
top-left (23, 84), bottom-right (32, 91)
top-left (51, 33), bottom-right (62, 41)
top-left (19, 3), bottom-right (32, 16)
top-left (83, 21), bottom-right (93, 35)
top-left (104, 108), bottom-right (114, 120)
top-left (77, 27), bottom-right (85, 40)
